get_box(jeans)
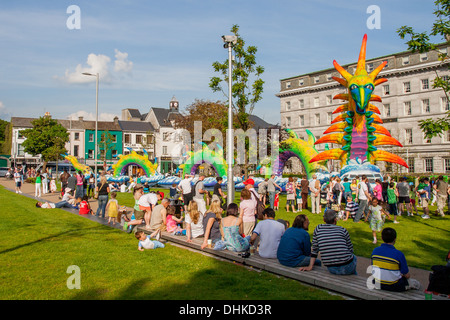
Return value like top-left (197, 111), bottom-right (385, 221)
top-left (96, 195), bottom-right (109, 218)
top-left (327, 255), bottom-right (357, 275)
top-left (75, 185), bottom-right (83, 199)
top-left (268, 191), bottom-right (276, 209)
top-left (55, 200), bottom-right (76, 209)
top-left (354, 199), bottom-right (368, 222)
top-left (295, 256), bottom-right (322, 267)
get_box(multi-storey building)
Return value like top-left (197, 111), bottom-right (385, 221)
top-left (277, 43), bottom-right (450, 174)
top-left (10, 114), bottom-right (123, 171)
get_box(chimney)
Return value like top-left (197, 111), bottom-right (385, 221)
top-left (113, 116), bottom-right (119, 124)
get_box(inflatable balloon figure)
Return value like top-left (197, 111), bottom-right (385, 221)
top-left (269, 129), bottom-right (328, 179)
top-left (112, 149), bottom-right (158, 177)
top-left (62, 154), bottom-right (92, 175)
top-left (180, 142), bottom-right (228, 177)
top-left (309, 34), bottom-right (408, 169)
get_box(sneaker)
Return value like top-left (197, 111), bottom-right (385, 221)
top-left (126, 225), bottom-right (134, 234)
top-left (155, 229), bottom-right (161, 241)
top-left (393, 220), bottom-right (399, 224)
top-left (421, 214), bottom-right (430, 219)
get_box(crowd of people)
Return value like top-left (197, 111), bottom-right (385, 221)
top-left (21, 169), bottom-right (449, 294)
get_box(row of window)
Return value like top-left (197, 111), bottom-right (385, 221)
top-left (284, 78), bottom-right (449, 112)
top-left (383, 96), bottom-right (450, 117)
top-left (285, 112), bottom-right (333, 127)
top-left (284, 48), bottom-right (448, 90)
top-left (124, 134), bottom-right (154, 144)
top-left (285, 96), bottom-right (450, 124)
top-left (386, 158), bottom-right (450, 174)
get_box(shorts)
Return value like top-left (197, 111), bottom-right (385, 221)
top-left (410, 199), bottom-right (416, 206)
top-left (134, 209), bottom-right (145, 220)
top-left (296, 198), bottom-right (303, 204)
top-left (183, 193), bottom-right (193, 205)
top-left (139, 205), bottom-right (151, 212)
top-left (398, 196), bottom-right (410, 203)
top-left (15, 181), bottom-right (21, 187)
top-left (421, 198), bottom-right (429, 208)
top-left (287, 199), bottom-right (295, 206)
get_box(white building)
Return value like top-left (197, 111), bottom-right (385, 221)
top-left (121, 96), bottom-right (183, 174)
top-left (277, 43), bottom-right (450, 174)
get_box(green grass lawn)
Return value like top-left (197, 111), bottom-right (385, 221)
top-left (0, 186), bottom-right (341, 300)
top-left (116, 187), bottom-right (450, 271)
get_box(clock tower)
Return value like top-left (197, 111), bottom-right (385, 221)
top-left (169, 96), bottom-right (179, 113)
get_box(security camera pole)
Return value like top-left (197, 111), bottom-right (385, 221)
top-left (222, 35), bottom-right (237, 205)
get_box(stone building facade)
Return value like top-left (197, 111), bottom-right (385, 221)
top-left (277, 43), bottom-right (450, 175)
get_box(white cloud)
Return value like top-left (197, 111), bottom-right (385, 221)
top-left (67, 110), bottom-right (119, 122)
top-left (114, 49), bottom-right (133, 73)
top-left (57, 49), bottom-right (133, 84)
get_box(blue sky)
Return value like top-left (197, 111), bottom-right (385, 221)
top-left (0, 0), bottom-right (442, 124)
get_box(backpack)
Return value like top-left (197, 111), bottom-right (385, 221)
top-left (427, 265), bottom-right (450, 295)
top-left (189, 180), bottom-right (201, 197)
top-left (251, 190), bottom-right (266, 220)
top-left (286, 182), bottom-right (294, 194)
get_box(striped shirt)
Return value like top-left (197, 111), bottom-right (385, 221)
top-left (371, 243), bottom-right (409, 286)
top-left (345, 201), bottom-right (359, 213)
top-left (311, 224), bottom-right (354, 267)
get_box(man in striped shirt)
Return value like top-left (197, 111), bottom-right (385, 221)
top-left (299, 210), bottom-right (357, 275)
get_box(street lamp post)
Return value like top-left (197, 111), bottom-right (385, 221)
top-left (222, 35), bottom-right (237, 205)
top-left (82, 72), bottom-right (99, 179)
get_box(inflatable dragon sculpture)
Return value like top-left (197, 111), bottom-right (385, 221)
top-left (309, 34), bottom-right (408, 169)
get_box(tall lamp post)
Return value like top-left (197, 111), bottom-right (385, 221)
top-left (222, 35), bottom-right (237, 205)
top-left (82, 72), bottom-right (99, 178)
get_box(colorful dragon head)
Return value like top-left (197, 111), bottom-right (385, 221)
top-left (309, 34), bottom-right (408, 169)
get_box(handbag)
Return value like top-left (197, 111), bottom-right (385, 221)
top-left (251, 190), bottom-right (266, 220)
top-left (94, 183), bottom-right (104, 199)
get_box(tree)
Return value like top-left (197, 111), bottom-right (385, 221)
top-left (0, 120), bottom-right (11, 154)
top-left (209, 25), bottom-right (265, 177)
top-left (21, 116), bottom-right (69, 170)
top-left (397, 0), bottom-right (450, 139)
top-left (210, 24), bottom-right (264, 131)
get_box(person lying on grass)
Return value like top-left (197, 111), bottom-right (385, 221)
top-left (135, 230), bottom-right (165, 251)
top-left (36, 197), bottom-right (82, 209)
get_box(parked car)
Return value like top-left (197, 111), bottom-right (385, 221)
top-left (0, 167), bottom-right (9, 177)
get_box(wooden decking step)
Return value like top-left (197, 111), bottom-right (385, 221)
top-left (137, 227), bottom-right (445, 301)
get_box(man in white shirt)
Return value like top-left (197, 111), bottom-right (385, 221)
top-left (309, 175), bottom-right (321, 214)
top-left (354, 175), bottom-right (371, 222)
top-left (179, 174), bottom-right (193, 211)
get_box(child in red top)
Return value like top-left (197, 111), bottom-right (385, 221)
top-left (79, 195), bottom-right (91, 215)
top-left (274, 191), bottom-right (280, 210)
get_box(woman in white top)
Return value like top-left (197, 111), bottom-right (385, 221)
top-left (185, 200), bottom-right (204, 242)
